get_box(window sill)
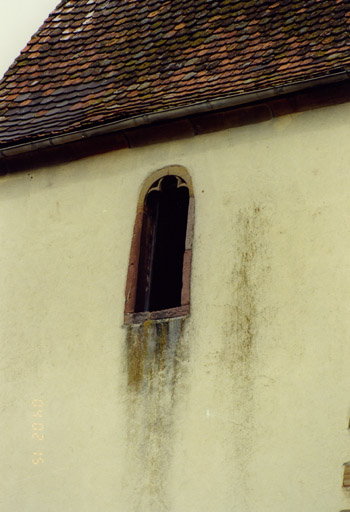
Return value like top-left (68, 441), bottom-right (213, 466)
top-left (124, 304), bottom-right (190, 325)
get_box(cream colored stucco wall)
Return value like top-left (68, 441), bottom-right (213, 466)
top-left (1, 102), bottom-right (350, 512)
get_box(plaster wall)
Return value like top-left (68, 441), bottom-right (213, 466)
top-left (1, 102), bottom-right (350, 512)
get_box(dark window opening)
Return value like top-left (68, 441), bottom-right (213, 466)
top-left (135, 175), bottom-right (189, 313)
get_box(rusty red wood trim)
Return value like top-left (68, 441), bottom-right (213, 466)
top-left (124, 167), bottom-right (194, 325)
top-left (181, 249), bottom-right (192, 307)
top-left (124, 209), bottom-right (144, 314)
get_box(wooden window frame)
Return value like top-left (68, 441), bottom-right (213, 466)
top-left (124, 165), bottom-right (194, 325)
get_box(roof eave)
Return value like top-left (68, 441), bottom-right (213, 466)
top-left (1, 70), bottom-right (349, 158)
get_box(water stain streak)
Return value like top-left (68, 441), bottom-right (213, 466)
top-left (125, 317), bottom-right (187, 512)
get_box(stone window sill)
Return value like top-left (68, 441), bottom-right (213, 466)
top-left (124, 304), bottom-right (190, 325)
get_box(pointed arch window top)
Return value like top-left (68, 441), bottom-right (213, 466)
top-left (124, 166), bottom-right (194, 324)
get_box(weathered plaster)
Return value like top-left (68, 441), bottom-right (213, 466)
top-left (1, 103), bottom-right (350, 511)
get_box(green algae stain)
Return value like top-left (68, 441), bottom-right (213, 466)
top-left (220, 204), bottom-right (270, 508)
top-left (125, 317), bottom-right (187, 512)
top-left (224, 204), bottom-right (269, 366)
top-left (234, 206), bottom-right (260, 360)
top-left (126, 320), bottom-right (150, 391)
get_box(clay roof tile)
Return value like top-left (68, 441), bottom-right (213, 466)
top-left (0, 0), bottom-right (349, 147)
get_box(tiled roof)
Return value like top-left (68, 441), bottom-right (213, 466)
top-left (0, 0), bottom-right (350, 148)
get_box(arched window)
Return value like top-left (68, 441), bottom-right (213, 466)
top-left (124, 166), bottom-right (194, 324)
